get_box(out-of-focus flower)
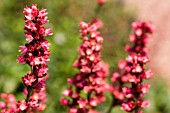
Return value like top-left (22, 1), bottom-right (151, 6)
top-left (97, 0), bottom-right (107, 5)
top-left (110, 21), bottom-right (155, 113)
top-left (0, 93), bottom-right (17, 112)
top-left (61, 20), bottom-right (108, 113)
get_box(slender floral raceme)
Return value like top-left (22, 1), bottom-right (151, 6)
top-left (60, 21), bottom-right (109, 113)
top-left (109, 22), bottom-right (155, 113)
top-left (17, 4), bottom-right (52, 113)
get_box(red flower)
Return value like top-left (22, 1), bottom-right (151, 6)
top-left (110, 22), bottom-right (155, 112)
top-left (17, 4), bottom-right (52, 112)
top-left (61, 21), bottom-right (108, 112)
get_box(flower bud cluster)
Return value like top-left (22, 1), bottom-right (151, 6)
top-left (16, 4), bottom-right (52, 112)
top-left (60, 21), bottom-right (109, 113)
top-left (110, 22), bottom-right (155, 113)
top-left (0, 93), bottom-right (17, 113)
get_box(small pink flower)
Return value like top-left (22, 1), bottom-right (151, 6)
top-left (111, 72), bottom-right (120, 82)
top-left (62, 88), bottom-right (72, 96)
top-left (113, 89), bottom-right (124, 100)
top-left (137, 84), bottom-right (150, 94)
top-left (80, 22), bottom-right (88, 29)
top-left (77, 99), bottom-right (88, 108)
top-left (17, 101), bottom-right (27, 111)
top-left (89, 99), bottom-right (98, 106)
top-left (118, 60), bottom-right (126, 69)
top-left (137, 100), bottom-right (150, 108)
top-left (0, 101), bottom-right (6, 108)
top-left (36, 64), bottom-right (48, 77)
top-left (137, 110), bottom-right (143, 113)
top-left (69, 108), bottom-right (78, 113)
top-left (34, 81), bottom-right (46, 91)
top-left (37, 103), bottom-right (46, 111)
top-left (19, 46), bottom-right (28, 54)
top-left (39, 26), bottom-right (46, 35)
top-left (132, 65), bottom-right (143, 73)
top-left (25, 21), bottom-right (37, 31)
top-left (22, 73), bottom-right (36, 86)
top-left (142, 69), bottom-right (152, 79)
top-left (97, 0), bottom-right (106, 5)
top-left (17, 56), bottom-right (26, 64)
top-left (60, 98), bottom-right (69, 106)
top-left (44, 29), bottom-right (53, 36)
top-left (121, 101), bottom-right (135, 112)
top-left (28, 99), bottom-right (39, 109)
top-left (25, 32), bottom-right (35, 42)
top-left (38, 9), bottom-right (48, 18)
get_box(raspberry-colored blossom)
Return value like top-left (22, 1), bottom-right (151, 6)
top-left (0, 4), bottom-right (51, 113)
top-left (97, 0), bottom-right (106, 5)
top-left (61, 20), bottom-right (109, 113)
top-left (15, 4), bottom-right (52, 113)
top-left (110, 21), bottom-right (155, 112)
top-left (0, 94), bottom-right (17, 113)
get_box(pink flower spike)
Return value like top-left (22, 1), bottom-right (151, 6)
top-left (61, 20), bottom-right (108, 112)
top-left (16, 4), bottom-right (52, 112)
top-left (110, 21), bottom-right (155, 113)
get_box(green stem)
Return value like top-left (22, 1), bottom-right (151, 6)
top-left (23, 86), bottom-right (33, 113)
top-left (25, 86), bottom-right (33, 102)
top-left (87, 92), bottom-right (92, 101)
top-left (94, 4), bottom-right (103, 18)
top-left (23, 66), bottom-right (34, 113)
top-left (106, 96), bottom-right (115, 113)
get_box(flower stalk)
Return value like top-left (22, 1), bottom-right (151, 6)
top-left (17, 4), bottom-right (52, 113)
top-left (108, 21), bottom-right (155, 113)
top-left (60, 21), bottom-right (109, 113)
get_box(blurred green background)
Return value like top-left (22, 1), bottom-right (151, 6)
top-left (0, 0), bottom-right (169, 113)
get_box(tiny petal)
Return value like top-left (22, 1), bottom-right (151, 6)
top-left (19, 46), bottom-right (28, 54)
top-left (17, 56), bottom-right (26, 64)
top-left (17, 101), bottom-right (27, 111)
top-left (137, 100), bottom-right (150, 108)
top-left (44, 29), bottom-right (53, 36)
top-left (22, 73), bottom-right (36, 86)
